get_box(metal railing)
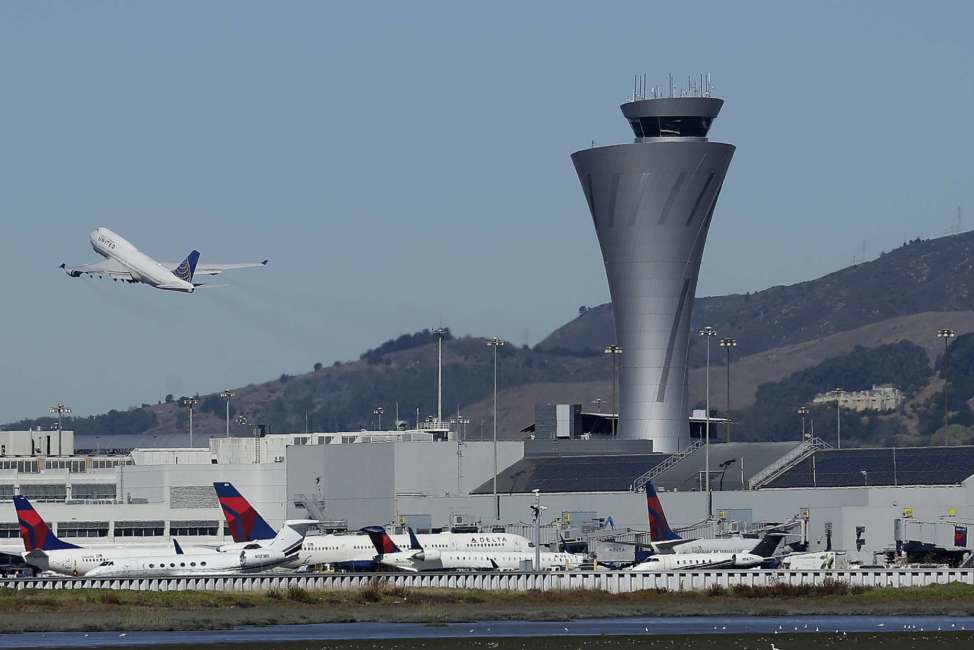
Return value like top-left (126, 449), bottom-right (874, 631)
top-left (748, 437), bottom-right (832, 490)
top-left (630, 440), bottom-right (703, 492)
top-left (3, 568), bottom-right (974, 594)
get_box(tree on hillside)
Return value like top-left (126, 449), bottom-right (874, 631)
top-left (733, 341), bottom-right (931, 444)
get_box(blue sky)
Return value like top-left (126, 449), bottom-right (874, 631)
top-left (1, 2), bottom-right (971, 422)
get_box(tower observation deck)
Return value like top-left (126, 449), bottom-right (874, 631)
top-left (571, 78), bottom-right (735, 453)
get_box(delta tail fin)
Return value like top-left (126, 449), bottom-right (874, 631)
top-left (213, 481), bottom-right (276, 543)
top-left (361, 526), bottom-right (402, 556)
top-left (173, 250), bottom-right (200, 283)
top-left (406, 527), bottom-right (423, 551)
top-left (751, 533), bottom-right (785, 558)
top-left (645, 483), bottom-right (680, 542)
top-left (14, 495), bottom-right (79, 551)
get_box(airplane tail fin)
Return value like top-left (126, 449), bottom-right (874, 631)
top-left (173, 250), bottom-right (200, 283)
top-left (406, 527), bottom-right (423, 551)
top-left (361, 526), bottom-right (402, 556)
top-left (634, 545), bottom-right (653, 563)
top-left (645, 483), bottom-right (680, 542)
top-left (173, 539), bottom-right (184, 555)
top-left (751, 533), bottom-right (784, 558)
top-left (267, 520), bottom-right (316, 556)
top-left (213, 482), bottom-right (277, 543)
top-left (14, 495), bottom-right (78, 551)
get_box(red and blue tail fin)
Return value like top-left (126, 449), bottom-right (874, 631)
top-left (213, 482), bottom-right (276, 543)
top-left (361, 526), bottom-right (401, 555)
top-left (645, 483), bottom-right (680, 542)
top-left (14, 495), bottom-right (78, 551)
top-left (173, 250), bottom-right (200, 283)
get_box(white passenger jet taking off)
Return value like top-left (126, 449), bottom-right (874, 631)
top-left (60, 227), bottom-right (267, 293)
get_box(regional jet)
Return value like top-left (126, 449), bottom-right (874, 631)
top-left (213, 482), bottom-right (533, 570)
top-left (85, 521), bottom-right (315, 578)
top-left (12, 495), bottom-right (216, 576)
top-left (629, 551), bottom-right (764, 572)
top-left (363, 526), bottom-right (586, 572)
top-left (60, 227), bottom-right (267, 293)
top-left (643, 483), bottom-right (784, 557)
top-left (13, 494), bottom-right (313, 577)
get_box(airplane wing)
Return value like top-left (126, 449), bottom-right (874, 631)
top-left (649, 539), bottom-right (691, 554)
top-left (165, 260), bottom-right (269, 276)
top-left (60, 260), bottom-right (135, 280)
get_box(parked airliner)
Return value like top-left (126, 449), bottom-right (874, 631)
top-left (629, 551), bottom-right (764, 572)
top-left (364, 526), bottom-right (586, 572)
top-left (60, 227), bottom-right (267, 293)
top-left (13, 495), bottom-right (215, 576)
top-left (213, 482), bottom-right (533, 570)
top-left (643, 483), bottom-right (783, 557)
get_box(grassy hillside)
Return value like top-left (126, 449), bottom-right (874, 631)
top-left (539, 231), bottom-right (974, 367)
top-left (10, 232), bottom-right (974, 445)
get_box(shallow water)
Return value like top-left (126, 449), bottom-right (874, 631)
top-left (1, 616), bottom-right (971, 649)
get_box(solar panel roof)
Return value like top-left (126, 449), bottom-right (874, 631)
top-left (470, 453), bottom-right (670, 494)
top-left (765, 446), bottom-right (974, 488)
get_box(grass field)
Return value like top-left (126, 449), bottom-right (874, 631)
top-left (1, 581), bottom-right (974, 633)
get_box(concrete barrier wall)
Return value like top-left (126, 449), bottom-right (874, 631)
top-left (2, 569), bottom-right (974, 593)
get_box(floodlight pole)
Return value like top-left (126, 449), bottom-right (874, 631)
top-left (719, 338), bottom-right (736, 442)
top-left (603, 345), bottom-right (623, 437)
top-left (834, 388), bottom-right (844, 449)
top-left (433, 328), bottom-right (448, 426)
top-left (487, 336), bottom-right (506, 521)
top-left (181, 396), bottom-right (200, 448)
top-left (797, 406), bottom-right (809, 441)
top-left (699, 326), bottom-right (717, 518)
top-left (221, 390), bottom-right (236, 437)
top-left (49, 402), bottom-right (71, 456)
top-left (938, 329), bottom-right (956, 445)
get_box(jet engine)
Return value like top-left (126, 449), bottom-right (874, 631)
top-left (239, 548), bottom-right (285, 569)
top-left (413, 549), bottom-right (441, 562)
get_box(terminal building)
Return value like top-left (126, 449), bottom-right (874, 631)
top-left (3, 426), bottom-right (974, 569)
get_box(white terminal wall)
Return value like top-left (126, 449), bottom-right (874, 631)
top-left (286, 441), bottom-right (524, 527)
top-left (0, 430), bottom-right (74, 457)
top-left (0, 463), bottom-right (287, 544)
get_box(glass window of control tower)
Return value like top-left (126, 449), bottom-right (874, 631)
top-left (630, 116), bottom-right (712, 138)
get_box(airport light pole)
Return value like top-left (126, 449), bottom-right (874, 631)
top-left (699, 326), bottom-right (717, 519)
top-left (797, 406), bottom-right (809, 441)
top-left (719, 338), bottom-right (736, 442)
top-left (530, 489), bottom-right (547, 571)
top-left (373, 407), bottom-right (384, 431)
top-left (833, 388), bottom-right (844, 449)
top-left (433, 328), bottom-right (448, 426)
top-left (938, 328), bottom-right (956, 445)
top-left (487, 336), bottom-right (506, 521)
top-left (860, 470), bottom-right (868, 486)
top-left (181, 396), bottom-right (200, 448)
top-left (603, 345), bottom-right (623, 437)
top-left (49, 402), bottom-right (70, 456)
top-left (221, 390), bottom-right (235, 437)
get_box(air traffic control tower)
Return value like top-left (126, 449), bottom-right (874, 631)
top-left (571, 79), bottom-right (734, 453)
